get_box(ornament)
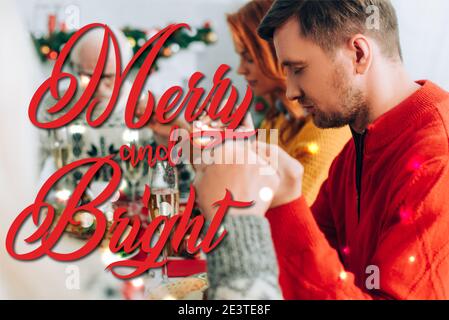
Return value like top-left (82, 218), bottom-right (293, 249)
top-left (40, 45), bottom-right (50, 55)
top-left (75, 211), bottom-right (95, 228)
top-left (33, 23), bottom-right (216, 67)
top-left (48, 50), bottom-right (58, 60)
top-left (137, 38), bottom-right (146, 46)
top-left (205, 32), bottom-right (217, 43)
top-left (255, 102), bottom-right (266, 112)
top-left (162, 47), bottom-right (172, 57)
top-left (128, 37), bottom-right (137, 48)
top-left (170, 43), bottom-right (180, 53)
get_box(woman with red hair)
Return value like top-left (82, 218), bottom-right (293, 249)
top-left (227, 0), bottom-right (350, 205)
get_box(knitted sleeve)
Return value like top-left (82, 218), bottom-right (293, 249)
top-left (206, 215), bottom-right (283, 300)
top-left (266, 197), bottom-right (371, 300)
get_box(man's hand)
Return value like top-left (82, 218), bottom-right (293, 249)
top-left (254, 141), bottom-right (303, 208)
top-left (193, 140), bottom-right (303, 220)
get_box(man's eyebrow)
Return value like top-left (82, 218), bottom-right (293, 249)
top-left (281, 60), bottom-right (307, 67)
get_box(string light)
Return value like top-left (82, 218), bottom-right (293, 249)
top-left (34, 24), bottom-right (216, 69)
top-left (409, 255), bottom-right (416, 263)
top-left (131, 278), bottom-right (145, 288)
top-left (122, 129), bottom-right (139, 144)
top-left (40, 45), bottom-right (50, 55)
top-left (411, 161), bottom-right (421, 170)
top-left (342, 246), bottom-right (350, 256)
top-left (128, 37), bottom-right (136, 48)
top-left (408, 157), bottom-right (423, 171)
top-left (339, 271), bottom-right (348, 280)
top-left (162, 47), bottom-right (172, 57)
top-left (400, 208), bottom-right (412, 223)
top-left (259, 187), bottom-right (274, 202)
top-left (307, 142), bottom-right (319, 155)
top-left (80, 74), bottom-right (90, 87)
top-left (55, 189), bottom-right (71, 202)
top-left (76, 211), bottom-right (95, 228)
top-left (48, 50), bottom-right (58, 60)
top-left (205, 32), bottom-right (218, 43)
top-left (69, 124), bottom-right (86, 135)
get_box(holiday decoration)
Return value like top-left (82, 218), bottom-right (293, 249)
top-left (251, 96), bottom-right (271, 129)
top-left (253, 96), bottom-right (269, 113)
top-left (32, 15), bottom-right (217, 71)
top-left (33, 29), bottom-right (75, 62)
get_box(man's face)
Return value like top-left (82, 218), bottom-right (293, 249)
top-left (73, 42), bottom-right (117, 103)
top-left (273, 18), bottom-right (367, 129)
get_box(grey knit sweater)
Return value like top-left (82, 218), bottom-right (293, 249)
top-left (206, 215), bottom-right (283, 299)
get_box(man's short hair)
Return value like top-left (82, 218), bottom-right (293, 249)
top-left (258, 0), bottom-right (402, 60)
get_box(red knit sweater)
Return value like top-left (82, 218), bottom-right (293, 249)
top-left (266, 80), bottom-right (449, 299)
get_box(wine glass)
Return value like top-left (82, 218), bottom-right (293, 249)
top-left (121, 129), bottom-right (145, 202)
top-left (148, 160), bottom-right (179, 284)
top-left (123, 158), bottom-right (145, 202)
top-left (49, 127), bottom-right (73, 170)
top-left (49, 127), bottom-right (74, 190)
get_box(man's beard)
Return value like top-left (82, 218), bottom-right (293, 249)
top-left (310, 66), bottom-right (369, 130)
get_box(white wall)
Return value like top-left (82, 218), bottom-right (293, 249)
top-left (393, 0), bottom-right (449, 90)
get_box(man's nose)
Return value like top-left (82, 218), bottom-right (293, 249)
top-left (285, 79), bottom-right (302, 101)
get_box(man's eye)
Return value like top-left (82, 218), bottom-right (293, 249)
top-left (293, 68), bottom-right (304, 75)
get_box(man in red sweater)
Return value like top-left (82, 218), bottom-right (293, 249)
top-left (196, 0), bottom-right (449, 299)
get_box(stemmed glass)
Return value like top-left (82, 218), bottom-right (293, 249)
top-left (148, 160), bottom-right (179, 284)
top-left (49, 127), bottom-right (74, 191)
top-left (49, 127), bottom-right (73, 170)
top-left (123, 158), bottom-right (145, 202)
top-left (121, 129), bottom-right (145, 203)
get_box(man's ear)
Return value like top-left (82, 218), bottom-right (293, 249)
top-left (348, 34), bottom-right (372, 75)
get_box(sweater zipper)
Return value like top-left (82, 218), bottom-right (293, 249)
top-left (352, 129), bottom-right (366, 223)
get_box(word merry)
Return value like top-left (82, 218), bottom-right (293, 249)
top-left (28, 23), bottom-right (252, 130)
